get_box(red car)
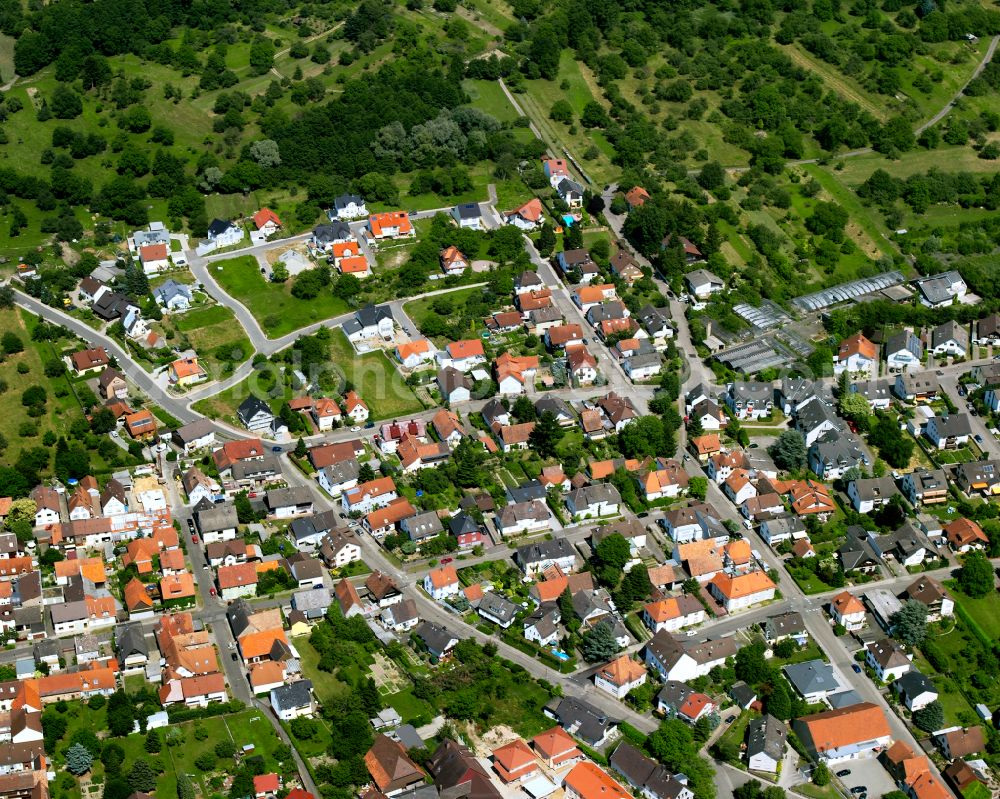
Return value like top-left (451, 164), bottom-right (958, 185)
top-left (209, 587), bottom-right (216, 596)
top-left (191, 534), bottom-right (199, 544)
top-left (441, 557), bottom-right (453, 564)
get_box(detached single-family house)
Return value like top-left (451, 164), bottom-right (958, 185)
top-left (153, 280), bottom-right (193, 311)
top-left (930, 320), bottom-right (968, 358)
top-left (684, 269), bottom-right (722, 299)
top-left (834, 333), bottom-right (877, 376)
top-left (565, 485), bottom-right (621, 520)
top-left (885, 331), bottom-right (923, 372)
top-left (915, 270), bottom-right (966, 308)
top-left (504, 198), bottom-right (544, 230)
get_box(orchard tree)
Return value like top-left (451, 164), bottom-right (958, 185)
top-left (913, 700), bottom-right (944, 732)
top-left (958, 551), bottom-right (994, 598)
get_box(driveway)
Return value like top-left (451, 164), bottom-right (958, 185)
top-left (834, 755), bottom-right (897, 799)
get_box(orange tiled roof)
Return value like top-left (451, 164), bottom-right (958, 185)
top-left (596, 655), bottom-right (646, 687)
top-left (508, 198), bottom-right (543, 222)
top-left (448, 339), bottom-right (485, 360)
top-left (427, 565), bottom-right (458, 589)
top-left (249, 661), bottom-right (285, 689)
top-left (218, 562), bottom-right (258, 590)
top-left (838, 332), bottom-right (877, 361)
top-left (397, 340), bottom-right (431, 361)
top-left (532, 726), bottom-right (581, 762)
top-left (831, 590), bottom-right (865, 616)
top-left (253, 208), bottom-right (282, 229)
top-left (240, 628), bottom-right (288, 659)
top-left (140, 243), bottom-right (168, 262)
top-left (798, 703), bottom-right (890, 754)
top-left (691, 434), bottom-right (721, 455)
top-left (124, 577), bottom-right (153, 610)
top-left (563, 762), bottom-right (630, 799)
top-left (160, 573), bottom-right (196, 599)
top-left (710, 570), bottom-right (775, 600)
top-left (339, 255), bottom-right (369, 274)
top-left (368, 212), bottom-right (412, 237)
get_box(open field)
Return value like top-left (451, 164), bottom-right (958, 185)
top-left (172, 305), bottom-right (254, 375)
top-left (0, 308), bottom-right (83, 459)
top-left (210, 255), bottom-right (350, 338)
top-left (464, 79), bottom-right (522, 123)
top-left (58, 703), bottom-right (285, 799)
top-left (517, 52), bottom-right (617, 186)
top-left (194, 328), bottom-right (423, 422)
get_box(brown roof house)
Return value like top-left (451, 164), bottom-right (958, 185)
top-left (364, 734), bottom-right (426, 796)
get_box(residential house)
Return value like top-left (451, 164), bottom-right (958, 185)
top-left (895, 372), bottom-right (939, 403)
top-left (437, 367), bottom-right (472, 405)
top-left (759, 516), bottom-right (807, 547)
top-left (70, 347), bottom-right (109, 376)
top-left (138, 243), bottom-right (170, 274)
top-left (725, 382), bottom-right (773, 420)
top-left (944, 517), bottom-right (988, 552)
top-left (343, 304), bottom-right (395, 343)
top-left (886, 331), bottom-right (924, 373)
top-left (847, 477), bottom-right (900, 514)
top-left (270, 680), bottom-right (315, 721)
top-left (850, 380), bottom-right (893, 411)
top-left (451, 203), bottom-right (483, 230)
top-left (915, 270), bottom-right (966, 308)
top-left (924, 413), bottom-right (972, 449)
top-left (237, 397), bottom-right (275, 433)
top-left (568, 348), bottom-right (599, 386)
top-left (367, 212), bottom-right (413, 240)
top-left (974, 313), bottom-right (1000, 345)
top-left (830, 591), bottom-right (866, 631)
top-left (516, 538), bottom-right (575, 577)
top-left (546, 695), bottom-right (619, 747)
top-left (934, 727), bottom-right (986, 760)
top-left (644, 632), bottom-right (738, 683)
top-left (684, 268), bottom-right (722, 299)
top-left (252, 208), bottom-right (282, 237)
top-left (168, 357), bottom-right (207, 387)
top-left (930, 320), bottom-right (968, 358)
top-left (793, 703), bottom-right (891, 762)
top-left (594, 655), bottom-right (647, 699)
top-left (901, 469), bottom-right (949, 506)
top-left (865, 639), bottom-right (911, 682)
top-left (343, 391), bottom-right (369, 423)
top-left (746, 715), bottom-right (788, 773)
top-left (504, 198), bottom-right (544, 230)
top-left (610, 250), bottom-right (643, 285)
top-left (423, 566), bottom-right (460, 601)
top-left (557, 178), bottom-right (584, 208)
top-left (414, 621), bottom-right (458, 659)
top-left (642, 596), bottom-right (706, 634)
top-left (206, 218), bottom-right (244, 247)
top-left (708, 571), bottom-right (776, 612)
top-left (834, 333), bottom-right (878, 376)
top-left (445, 340), bottom-right (486, 372)
top-left (809, 431), bottom-right (870, 480)
top-left (895, 670), bottom-right (938, 711)
top-left (566, 485), bottom-right (621, 520)
top-left (396, 340), bottom-right (434, 370)
top-left (900, 576), bottom-right (954, 620)
top-left (331, 194), bottom-right (367, 220)
top-left (98, 368), bottom-right (128, 401)
top-left (153, 280), bottom-right (192, 311)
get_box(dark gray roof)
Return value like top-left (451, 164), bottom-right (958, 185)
top-left (196, 503), bottom-right (239, 533)
top-left (313, 221), bottom-right (352, 243)
top-left (783, 659), bottom-right (841, 696)
top-left (763, 611), bottom-right (806, 640)
top-left (237, 396), bottom-right (272, 423)
top-left (551, 695), bottom-right (618, 745)
top-left (356, 303), bottom-right (394, 327)
top-left (415, 621), bottom-right (457, 655)
top-left (115, 622), bottom-right (148, 664)
top-left (478, 591), bottom-right (518, 624)
top-left (207, 218), bottom-right (234, 237)
top-left (838, 526), bottom-right (881, 571)
top-left (896, 670), bottom-right (937, 700)
top-left (270, 679), bottom-right (313, 711)
top-left (516, 537), bottom-right (574, 566)
top-left (402, 511), bottom-right (442, 541)
top-left (265, 486), bottom-right (313, 510)
top-left (508, 480), bottom-right (546, 504)
top-left (448, 511), bottom-right (479, 537)
top-left (453, 203), bottom-right (482, 219)
top-left (231, 455), bottom-right (280, 480)
top-left (334, 194), bottom-right (364, 210)
top-left (746, 714), bottom-right (788, 763)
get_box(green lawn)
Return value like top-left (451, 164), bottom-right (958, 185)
top-left (170, 304), bottom-right (254, 376)
top-left (463, 79), bottom-right (522, 123)
top-left (385, 688), bottom-right (435, 725)
top-left (950, 588), bottom-right (1000, 640)
top-left (210, 255), bottom-right (350, 338)
top-left (58, 705), bottom-right (285, 799)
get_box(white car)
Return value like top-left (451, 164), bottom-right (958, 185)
top-left (350, 425), bottom-right (361, 432)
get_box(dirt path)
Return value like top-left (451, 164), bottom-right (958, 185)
top-left (781, 44), bottom-right (888, 121)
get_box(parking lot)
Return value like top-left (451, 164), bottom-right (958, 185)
top-left (834, 755), bottom-right (897, 799)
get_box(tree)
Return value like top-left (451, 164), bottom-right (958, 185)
top-left (688, 476), bottom-right (708, 500)
top-left (958, 551), bottom-right (994, 598)
top-left (214, 740), bottom-right (237, 759)
top-left (194, 752), bottom-right (216, 771)
top-left (177, 774), bottom-right (196, 799)
top-left (594, 534), bottom-right (630, 572)
top-left (839, 392), bottom-right (871, 423)
top-left (1, 332), bottom-right (23, 354)
top-left (889, 600), bottom-right (927, 647)
top-left (7, 498), bottom-right (36, 524)
top-left (528, 411), bottom-right (562, 458)
top-left (580, 622), bottom-right (621, 662)
top-left (812, 762), bottom-right (831, 786)
top-left (512, 395), bottom-right (537, 423)
top-left (50, 84), bottom-right (83, 119)
top-left (913, 700), bottom-right (944, 732)
top-left (66, 743), bottom-right (94, 775)
top-left (294, 437), bottom-right (307, 458)
top-left (128, 760), bottom-right (157, 792)
top-left (249, 139), bottom-right (281, 168)
top-left (619, 416), bottom-right (674, 458)
top-left (144, 729), bottom-right (161, 753)
top-left (106, 690), bottom-right (135, 737)
top-left (768, 430), bottom-right (807, 471)
top-left (766, 679), bottom-right (792, 720)
top-left (249, 38), bottom-right (275, 76)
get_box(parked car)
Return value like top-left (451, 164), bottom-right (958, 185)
top-left (441, 557), bottom-right (453, 564)
top-left (192, 534), bottom-right (199, 544)
top-left (850, 787), bottom-right (867, 795)
top-left (852, 663), bottom-right (862, 673)
top-left (836, 770), bottom-right (851, 778)
top-left (351, 426), bottom-right (361, 432)
top-left (231, 652), bottom-right (238, 661)
top-left (271, 446), bottom-right (282, 453)
top-left (975, 434), bottom-right (984, 444)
